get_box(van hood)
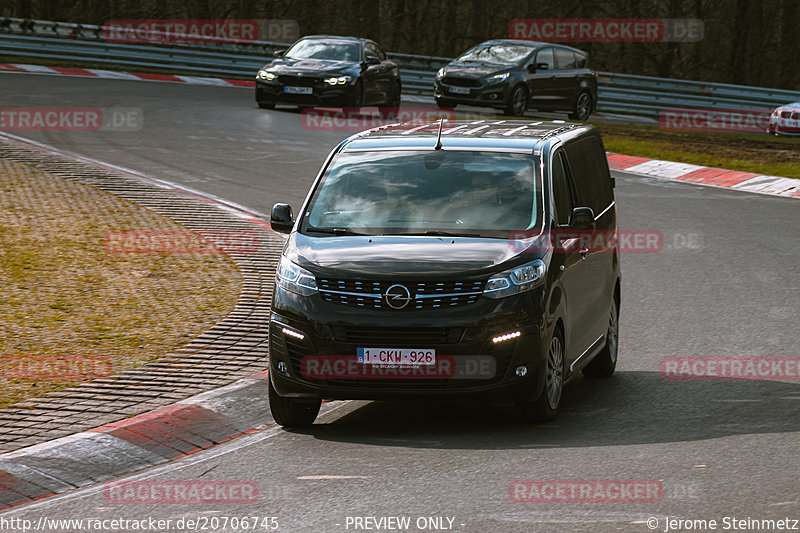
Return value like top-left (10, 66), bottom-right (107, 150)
top-left (288, 233), bottom-right (535, 278)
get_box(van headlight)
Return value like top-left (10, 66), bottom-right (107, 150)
top-left (487, 72), bottom-right (510, 83)
top-left (436, 68), bottom-right (446, 79)
top-left (276, 256), bottom-right (318, 296)
top-left (483, 259), bottom-right (546, 299)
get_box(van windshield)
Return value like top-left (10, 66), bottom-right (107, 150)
top-left (301, 151), bottom-right (541, 238)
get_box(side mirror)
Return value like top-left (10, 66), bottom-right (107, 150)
top-left (273, 49), bottom-right (286, 57)
top-left (271, 203), bottom-right (294, 234)
top-left (365, 55), bottom-right (381, 66)
top-left (526, 63), bottom-right (537, 73)
top-left (569, 206), bottom-right (595, 230)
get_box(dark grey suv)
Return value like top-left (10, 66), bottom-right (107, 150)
top-left (268, 119), bottom-right (620, 427)
top-left (434, 40), bottom-right (598, 119)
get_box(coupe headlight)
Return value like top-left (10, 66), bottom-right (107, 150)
top-left (324, 76), bottom-right (352, 85)
top-left (276, 256), bottom-right (318, 296)
top-left (483, 259), bottom-right (546, 299)
top-left (487, 72), bottom-right (510, 83)
top-left (436, 67), bottom-right (446, 79)
top-left (257, 70), bottom-right (276, 81)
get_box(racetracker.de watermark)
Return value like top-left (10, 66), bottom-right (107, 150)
top-left (509, 18), bottom-right (704, 42)
top-left (660, 107), bottom-right (772, 133)
top-left (300, 355), bottom-right (496, 380)
top-left (0, 107), bottom-right (143, 132)
top-left (104, 480), bottom-right (259, 504)
top-left (0, 355), bottom-right (112, 380)
top-left (660, 357), bottom-right (800, 381)
top-left (508, 229), bottom-right (664, 254)
top-left (104, 230), bottom-right (259, 255)
top-left (301, 108), bottom-right (456, 131)
top-left (509, 479), bottom-right (664, 503)
top-left (103, 19), bottom-right (299, 43)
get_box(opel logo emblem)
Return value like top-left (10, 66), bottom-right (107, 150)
top-left (384, 284), bottom-right (412, 310)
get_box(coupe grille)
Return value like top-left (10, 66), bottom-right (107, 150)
top-left (318, 279), bottom-right (485, 311)
top-left (278, 75), bottom-right (320, 87)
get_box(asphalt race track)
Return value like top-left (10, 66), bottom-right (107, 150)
top-left (1, 73), bottom-right (799, 532)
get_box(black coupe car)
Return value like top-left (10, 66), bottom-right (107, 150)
top-left (434, 39), bottom-right (598, 120)
top-left (255, 35), bottom-right (401, 111)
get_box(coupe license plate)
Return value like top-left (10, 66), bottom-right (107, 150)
top-left (284, 86), bottom-right (312, 94)
top-left (357, 348), bottom-right (436, 365)
top-left (449, 86), bottom-right (470, 94)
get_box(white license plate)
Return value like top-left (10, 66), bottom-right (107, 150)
top-left (449, 86), bottom-right (470, 94)
top-left (357, 348), bottom-right (436, 365)
top-left (284, 86), bottom-right (312, 94)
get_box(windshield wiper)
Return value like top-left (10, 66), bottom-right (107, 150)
top-left (306, 227), bottom-right (368, 236)
top-left (386, 230), bottom-right (484, 238)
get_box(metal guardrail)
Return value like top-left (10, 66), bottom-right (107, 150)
top-left (2, 16), bottom-right (799, 117)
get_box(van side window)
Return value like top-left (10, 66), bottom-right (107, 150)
top-left (563, 136), bottom-right (613, 215)
top-left (535, 47), bottom-right (555, 70)
top-left (551, 151), bottom-right (575, 226)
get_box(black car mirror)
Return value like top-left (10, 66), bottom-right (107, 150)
top-left (365, 55), bottom-right (381, 66)
top-left (271, 203), bottom-right (294, 234)
top-left (569, 206), bottom-right (595, 230)
top-left (527, 63), bottom-right (537, 73)
top-left (273, 49), bottom-right (286, 57)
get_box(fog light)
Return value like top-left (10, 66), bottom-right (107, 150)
top-left (277, 361), bottom-right (289, 374)
top-left (492, 330), bottom-right (521, 343)
top-left (282, 327), bottom-right (305, 340)
top-left (489, 93), bottom-right (498, 100)
top-left (515, 365), bottom-right (527, 377)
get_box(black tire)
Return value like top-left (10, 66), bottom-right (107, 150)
top-left (516, 328), bottom-right (565, 422)
top-left (568, 90), bottom-right (593, 121)
top-left (268, 378), bottom-right (321, 427)
top-left (505, 85), bottom-right (528, 117)
top-left (583, 297), bottom-right (619, 378)
top-left (346, 80), bottom-right (363, 110)
top-left (436, 98), bottom-right (457, 109)
top-left (379, 82), bottom-right (402, 117)
top-left (257, 102), bottom-right (274, 109)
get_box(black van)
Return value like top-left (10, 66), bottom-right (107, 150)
top-left (434, 40), bottom-right (598, 119)
top-left (268, 119), bottom-right (620, 426)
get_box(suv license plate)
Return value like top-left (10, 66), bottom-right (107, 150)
top-left (357, 348), bottom-right (436, 365)
top-left (285, 86), bottom-right (312, 94)
top-left (449, 86), bottom-right (470, 94)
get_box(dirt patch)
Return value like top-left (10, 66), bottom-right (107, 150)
top-left (0, 158), bottom-right (242, 407)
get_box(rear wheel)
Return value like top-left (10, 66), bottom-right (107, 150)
top-left (505, 85), bottom-right (528, 117)
top-left (516, 328), bottom-right (564, 422)
top-left (583, 298), bottom-right (619, 378)
top-left (268, 378), bottom-right (321, 427)
top-left (568, 90), bottom-right (593, 121)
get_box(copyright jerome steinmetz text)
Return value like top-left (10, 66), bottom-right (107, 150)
top-left (647, 516), bottom-right (799, 531)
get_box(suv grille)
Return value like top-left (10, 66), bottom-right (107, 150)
top-left (331, 326), bottom-right (465, 345)
top-left (441, 76), bottom-right (483, 88)
top-left (318, 279), bottom-right (485, 310)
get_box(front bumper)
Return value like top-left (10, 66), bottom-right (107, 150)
top-left (433, 80), bottom-right (510, 108)
top-left (256, 80), bottom-right (355, 107)
top-left (268, 286), bottom-right (550, 401)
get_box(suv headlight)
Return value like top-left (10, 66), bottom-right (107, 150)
top-left (436, 67), bottom-right (446, 79)
top-left (324, 75), bottom-right (352, 85)
top-left (483, 259), bottom-right (546, 299)
top-left (276, 256), bottom-right (318, 296)
top-left (487, 72), bottom-right (510, 83)
top-left (257, 70), bottom-right (276, 81)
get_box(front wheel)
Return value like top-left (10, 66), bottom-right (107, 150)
top-left (379, 82), bottom-right (402, 117)
top-left (583, 298), bottom-right (619, 378)
top-left (568, 91), bottom-right (593, 121)
top-left (268, 378), bottom-right (321, 427)
top-left (515, 329), bottom-right (564, 422)
top-left (345, 81), bottom-right (363, 111)
top-left (505, 85), bottom-right (528, 117)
